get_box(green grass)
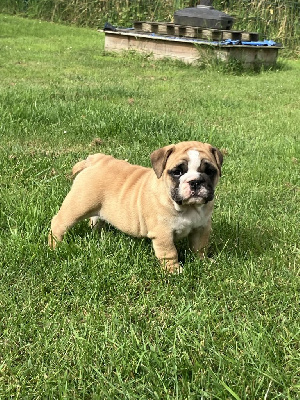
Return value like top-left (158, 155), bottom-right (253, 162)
top-left (0, 14), bottom-right (299, 399)
top-left (1, 0), bottom-right (299, 52)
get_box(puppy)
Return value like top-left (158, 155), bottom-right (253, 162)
top-left (48, 141), bottom-right (223, 273)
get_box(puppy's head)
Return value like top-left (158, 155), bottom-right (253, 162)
top-left (151, 141), bottom-right (223, 206)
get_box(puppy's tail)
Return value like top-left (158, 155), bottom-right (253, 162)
top-left (72, 160), bottom-right (87, 177)
top-left (72, 153), bottom-right (105, 177)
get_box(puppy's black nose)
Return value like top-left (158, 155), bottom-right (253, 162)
top-left (189, 180), bottom-right (202, 191)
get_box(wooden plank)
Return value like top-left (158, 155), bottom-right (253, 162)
top-left (241, 32), bottom-right (259, 41)
top-left (134, 21), bottom-right (260, 44)
top-left (201, 29), bottom-right (222, 40)
top-left (174, 25), bottom-right (180, 36)
top-left (104, 31), bottom-right (280, 68)
top-left (222, 30), bottom-right (243, 40)
top-left (185, 27), bottom-right (199, 38)
top-left (157, 23), bottom-right (168, 35)
top-left (141, 22), bottom-right (152, 32)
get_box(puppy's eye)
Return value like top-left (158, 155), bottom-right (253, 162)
top-left (169, 164), bottom-right (186, 178)
top-left (205, 164), bottom-right (217, 176)
top-left (172, 168), bottom-right (183, 177)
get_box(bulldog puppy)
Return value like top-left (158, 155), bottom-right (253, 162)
top-left (48, 141), bottom-right (223, 273)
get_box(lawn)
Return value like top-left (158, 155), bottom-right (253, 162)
top-left (0, 14), bottom-right (299, 399)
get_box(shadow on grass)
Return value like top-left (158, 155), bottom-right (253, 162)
top-left (210, 220), bottom-right (278, 258)
top-left (175, 219), bottom-right (279, 267)
top-left (62, 217), bottom-right (279, 269)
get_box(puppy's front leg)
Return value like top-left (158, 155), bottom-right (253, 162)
top-left (152, 234), bottom-right (181, 273)
top-left (188, 222), bottom-right (211, 259)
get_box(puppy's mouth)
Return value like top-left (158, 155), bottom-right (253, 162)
top-left (171, 185), bottom-right (214, 206)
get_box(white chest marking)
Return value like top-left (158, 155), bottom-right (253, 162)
top-left (172, 205), bottom-right (211, 240)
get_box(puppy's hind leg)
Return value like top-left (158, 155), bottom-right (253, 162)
top-left (48, 179), bottom-right (101, 249)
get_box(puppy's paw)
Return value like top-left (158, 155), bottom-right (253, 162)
top-left (161, 260), bottom-right (183, 274)
top-left (170, 263), bottom-right (184, 274)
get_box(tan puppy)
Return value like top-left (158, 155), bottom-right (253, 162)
top-left (48, 141), bottom-right (223, 273)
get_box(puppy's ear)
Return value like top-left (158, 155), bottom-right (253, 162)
top-left (150, 144), bottom-right (175, 178)
top-left (211, 146), bottom-right (223, 176)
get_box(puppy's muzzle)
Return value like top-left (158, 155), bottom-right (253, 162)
top-left (188, 178), bottom-right (214, 203)
top-left (189, 179), bottom-right (204, 193)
